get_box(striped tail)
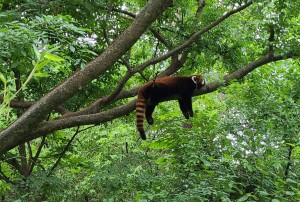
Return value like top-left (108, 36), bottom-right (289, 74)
top-left (136, 96), bottom-right (146, 140)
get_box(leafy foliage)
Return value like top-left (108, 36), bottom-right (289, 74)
top-left (0, 0), bottom-right (300, 201)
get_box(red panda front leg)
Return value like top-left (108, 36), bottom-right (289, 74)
top-left (178, 97), bottom-right (193, 119)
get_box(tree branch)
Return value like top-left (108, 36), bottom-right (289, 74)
top-left (63, 51), bottom-right (188, 118)
top-left (268, 25), bottom-right (275, 55)
top-left (1, 154), bottom-right (22, 173)
top-left (110, 6), bottom-right (171, 48)
top-left (0, 0), bottom-right (173, 154)
top-left (28, 136), bottom-right (46, 175)
top-left (196, 0), bottom-right (206, 19)
top-left (67, 1), bottom-right (252, 117)
top-left (284, 145), bottom-right (294, 178)
top-left (48, 127), bottom-right (80, 176)
top-left (0, 96), bottom-right (70, 115)
top-left (122, 1), bottom-right (253, 76)
top-left (12, 51), bottom-right (300, 144)
top-left (0, 168), bottom-right (15, 184)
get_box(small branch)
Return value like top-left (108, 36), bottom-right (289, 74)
top-left (1, 154), bottom-right (23, 174)
top-left (196, 0), bottom-right (206, 19)
top-left (111, 7), bottom-right (136, 18)
top-left (125, 1), bottom-right (253, 74)
top-left (110, 7), bottom-right (171, 48)
top-left (18, 144), bottom-right (28, 177)
top-left (150, 28), bottom-right (170, 48)
top-left (284, 145), bottom-right (294, 178)
top-left (48, 127), bottom-right (80, 176)
top-left (62, 51), bottom-right (188, 118)
top-left (28, 136), bottom-right (46, 175)
top-left (24, 50), bottom-right (300, 141)
top-left (0, 96), bottom-right (70, 114)
top-left (268, 25), bottom-right (275, 56)
top-left (27, 142), bottom-right (32, 161)
top-left (0, 96), bottom-right (34, 108)
top-left (0, 168), bottom-right (15, 184)
top-left (58, 1), bottom-right (252, 119)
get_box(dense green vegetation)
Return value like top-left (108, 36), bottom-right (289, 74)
top-left (0, 0), bottom-right (299, 201)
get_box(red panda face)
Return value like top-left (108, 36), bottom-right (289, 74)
top-left (191, 75), bottom-right (205, 89)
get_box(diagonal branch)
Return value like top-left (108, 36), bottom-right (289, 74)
top-left (0, 168), bottom-right (15, 184)
top-left (196, 0), bottom-right (206, 19)
top-left (63, 52), bottom-right (188, 118)
top-left (16, 51), bottom-right (300, 144)
top-left (0, 0), bottom-right (173, 154)
top-left (63, 1), bottom-right (252, 117)
top-left (28, 136), bottom-right (46, 175)
top-left (141, 1), bottom-right (253, 68)
top-left (110, 6), bottom-right (171, 48)
top-left (48, 127), bottom-right (80, 176)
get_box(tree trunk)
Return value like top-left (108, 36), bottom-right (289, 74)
top-left (0, 0), bottom-right (172, 155)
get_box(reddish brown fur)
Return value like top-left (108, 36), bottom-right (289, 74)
top-left (136, 75), bottom-right (205, 140)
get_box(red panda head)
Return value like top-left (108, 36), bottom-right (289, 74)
top-left (191, 75), bottom-right (205, 89)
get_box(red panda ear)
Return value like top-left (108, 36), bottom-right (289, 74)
top-left (191, 76), bottom-right (197, 84)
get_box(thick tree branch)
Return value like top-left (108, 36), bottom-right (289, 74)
top-left (122, 1), bottom-right (253, 76)
top-left (11, 51), bottom-right (300, 144)
top-left (0, 96), bottom-right (33, 108)
top-left (65, 1), bottom-right (252, 117)
top-left (63, 52), bottom-right (188, 118)
top-left (0, 0), bottom-right (173, 154)
top-left (0, 96), bottom-right (70, 115)
top-left (29, 101), bottom-right (136, 142)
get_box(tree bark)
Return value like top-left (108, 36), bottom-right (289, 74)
top-left (6, 52), bottom-right (299, 144)
top-left (0, 0), bottom-right (172, 155)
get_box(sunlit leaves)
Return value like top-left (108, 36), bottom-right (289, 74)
top-left (0, 72), bottom-right (6, 85)
top-left (0, 0), bottom-right (300, 201)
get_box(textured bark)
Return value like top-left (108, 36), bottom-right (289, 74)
top-left (9, 52), bottom-right (299, 142)
top-left (1, 0), bottom-right (298, 155)
top-left (0, 0), bottom-right (172, 155)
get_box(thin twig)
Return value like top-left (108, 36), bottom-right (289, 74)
top-left (48, 127), bottom-right (80, 176)
top-left (284, 145), bottom-right (293, 178)
top-left (28, 136), bottom-right (46, 175)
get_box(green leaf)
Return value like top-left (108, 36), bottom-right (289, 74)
top-left (47, 45), bottom-right (61, 53)
top-left (32, 44), bottom-right (41, 60)
top-left (237, 195), bottom-right (249, 202)
top-left (0, 72), bottom-right (6, 84)
top-left (44, 53), bottom-right (64, 61)
top-left (34, 72), bottom-right (50, 78)
top-left (35, 60), bottom-right (50, 71)
top-left (223, 154), bottom-right (231, 159)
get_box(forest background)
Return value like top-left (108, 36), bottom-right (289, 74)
top-left (0, 0), bottom-right (299, 201)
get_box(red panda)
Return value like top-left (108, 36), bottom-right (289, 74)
top-left (136, 74), bottom-right (205, 140)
